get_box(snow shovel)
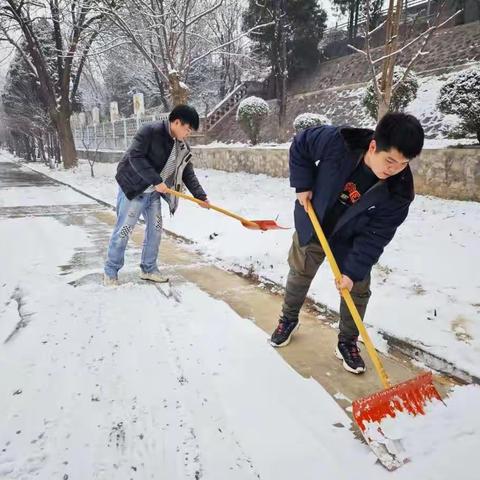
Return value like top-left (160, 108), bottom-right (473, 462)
top-left (164, 188), bottom-right (288, 231)
top-left (305, 199), bottom-right (443, 470)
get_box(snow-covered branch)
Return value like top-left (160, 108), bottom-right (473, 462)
top-left (185, 0), bottom-right (224, 28)
top-left (372, 9), bottom-right (462, 65)
top-left (190, 20), bottom-right (274, 67)
top-left (0, 23), bottom-right (39, 78)
top-left (392, 9), bottom-right (463, 93)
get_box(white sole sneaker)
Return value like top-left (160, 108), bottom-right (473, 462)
top-left (140, 271), bottom-right (169, 283)
top-left (335, 346), bottom-right (366, 374)
top-left (270, 322), bottom-right (300, 348)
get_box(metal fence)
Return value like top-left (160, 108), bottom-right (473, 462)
top-left (322, 0), bottom-right (433, 38)
top-left (73, 114), bottom-right (169, 152)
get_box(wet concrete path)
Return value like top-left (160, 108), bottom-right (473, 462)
top-left (0, 161), bottom-right (455, 421)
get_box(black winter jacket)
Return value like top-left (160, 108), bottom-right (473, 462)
top-left (116, 121), bottom-right (207, 201)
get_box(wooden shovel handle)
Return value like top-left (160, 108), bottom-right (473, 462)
top-left (164, 188), bottom-right (258, 228)
top-left (305, 199), bottom-right (391, 389)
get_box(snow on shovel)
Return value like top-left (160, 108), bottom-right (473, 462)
top-left (305, 199), bottom-right (443, 470)
top-left (165, 188), bottom-right (288, 231)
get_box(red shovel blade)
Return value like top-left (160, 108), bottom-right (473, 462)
top-left (352, 372), bottom-right (443, 470)
top-left (241, 219), bottom-right (289, 231)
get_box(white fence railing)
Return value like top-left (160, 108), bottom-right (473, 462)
top-left (73, 114), bottom-right (169, 152)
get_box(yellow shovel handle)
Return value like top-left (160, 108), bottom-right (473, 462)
top-left (306, 200), bottom-right (391, 389)
top-left (164, 188), bottom-right (258, 228)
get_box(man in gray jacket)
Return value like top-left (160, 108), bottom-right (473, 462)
top-left (104, 105), bottom-right (209, 286)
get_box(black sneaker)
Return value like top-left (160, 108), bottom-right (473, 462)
top-left (270, 321), bottom-right (299, 347)
top-left (335, 339), bottom-right (366, 374)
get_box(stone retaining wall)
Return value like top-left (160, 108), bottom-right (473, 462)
top-left (411, 148), bottom-right (480, 201)
top-left (78, 146), bottom-right (480, 202)
top-left (210, 21), bottom-right (480, 144)
top-left (291, 21), bottom-right (480, 95)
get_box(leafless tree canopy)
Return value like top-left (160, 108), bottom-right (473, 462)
top-left (348, 0), bottom-right (461, 120)
top-left (0, 0), bottom-right (108, 167)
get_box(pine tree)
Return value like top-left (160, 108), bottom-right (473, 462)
top-left (243, 0), bottom-right (327, 82)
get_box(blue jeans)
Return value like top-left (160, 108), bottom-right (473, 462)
top-left (104, 189), bottom-right (163, 278)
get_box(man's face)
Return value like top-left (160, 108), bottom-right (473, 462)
top-left (171, 119), bottom-right (192, 141)
top-left (366, 140), bottom-right (409, 179)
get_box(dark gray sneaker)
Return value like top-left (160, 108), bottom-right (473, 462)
top-left (335, 338), bottom-right (366, 374)
top-left (270, 321), bottom-right (299, 347)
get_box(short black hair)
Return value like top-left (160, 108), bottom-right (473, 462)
top-left (169, 104), bottom-right (200, 131)
top-left (374, 112), bottom-right (424, 160)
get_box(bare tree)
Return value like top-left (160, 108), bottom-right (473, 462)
top-left (80, 124), bottom-right (104, 177)
top-left (277, 0), bottom-right (287, 127)
top-left (349, 0), bottom-right (461, 119)
top-left (0, 1), bottom-right (108, 168)
top-left (205, 0), bottom-right (262, 99)
top-left (95, 0), bottom-right (273, 106)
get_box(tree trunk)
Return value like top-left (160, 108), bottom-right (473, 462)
top-left (278, 1), bottom-right (287, 128)
top-left (168, 71), bottom-right (189, 106)
top-left (353, 0), bottom-right (361, 38)
top-left (219, 55), bottom-right (229, 99)
top-left (219, 80), bottom-right (226, 100)
top-left (378, 0), bottom-right (403, 121)
top-left (37, 136), bottom-right (47, 163)
top-left (47, 133), bottom-right (54, 164)
top-left (24, 135), bottom-right (34, 162)
top-left (377, 98), bottom-right (390, 120)
top-left (274, 0), bottom-right (288, 128)
top-left (153, 71), bottom-right (170, 111)
top-left (348, 2), bottom-right (355, 40)
top-left (55, 112), bottom-right (78, 169)
top-left (53, 134), bottom-right (61, 167)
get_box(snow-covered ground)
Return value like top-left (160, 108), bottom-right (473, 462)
top-left (1, 156), bottom-right (480, 479)
top-left (0, 213), bottom-right (366, 479)
top-left (4, 151), bottom-right (479, 381)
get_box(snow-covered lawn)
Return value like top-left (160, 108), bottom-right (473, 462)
top-left (1, 157), bottom-right (479, 479)
top-left (7, 151), bottom-right (479, 380)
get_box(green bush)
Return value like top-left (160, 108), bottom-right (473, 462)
top-left (437, 67), bottom-right (480, 143)
top-left (236, 96), bottom-right (270, 145)
top-left (293, 113), bottom-right (330, 131)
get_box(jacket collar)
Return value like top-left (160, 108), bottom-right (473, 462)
top-left (339, 126), bottom-right (414, 202)
top-left (160, 119), bottom-right (190, 152)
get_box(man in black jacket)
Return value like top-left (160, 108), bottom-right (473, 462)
top-left (270, 113), bottom-right (424, 374)
top-left (104, 105), bottom-right (209, 286)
